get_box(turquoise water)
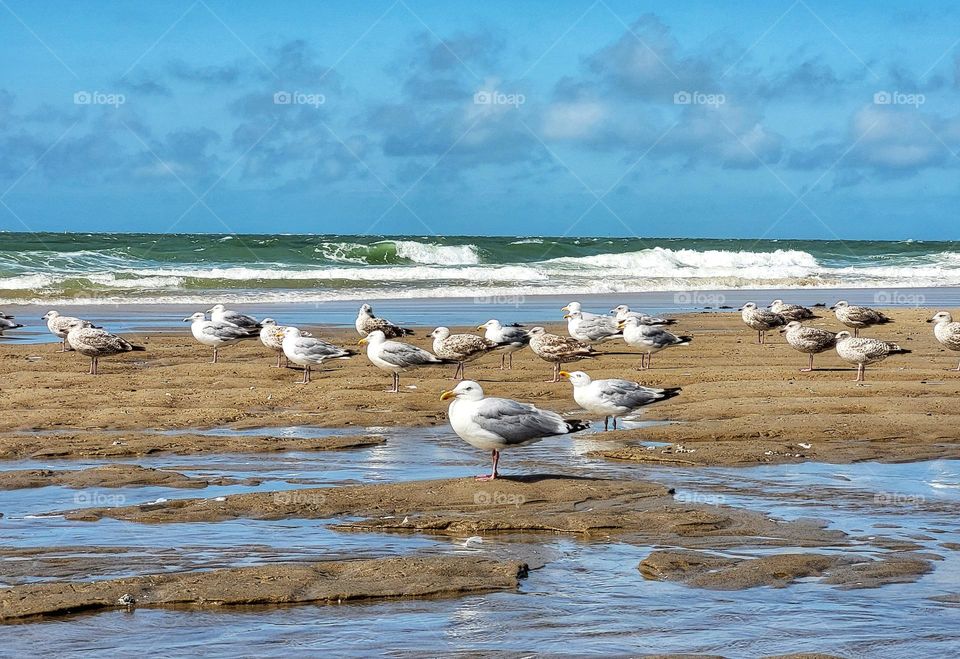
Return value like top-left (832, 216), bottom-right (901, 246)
top-left (2, 233), bottom-right (959, 305)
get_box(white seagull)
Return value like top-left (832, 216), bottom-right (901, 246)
top-left (359, 330), bottom-right (452, 392)
top-left (281, 327), bottom-right (353, 383)
top-left (560, 370), bottom-right (681, 431)
top-left (619, 316), bottom-right (692, 369)
top-left (610, 304), bottom-right (674, 326)
top-left (564, 310), bottom-right (622, 344)
top-left (928, 311), bottom-right (960, 371)
top-left (440, 380), bottom-right (589, 480)
top-left (184, 312), bottom-right (259, 363)
top-left (835, 331), bottom-right (910, 382)
top-left (477, 320), bottom-right (529, 370)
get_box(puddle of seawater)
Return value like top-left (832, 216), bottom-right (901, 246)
top-left (1, 426), bottom-right (959, 655)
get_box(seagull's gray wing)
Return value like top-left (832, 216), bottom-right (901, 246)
top-left (221, 310), bottom-right (261, 329)
top-left (579, 316), bottom-right (621, 340)
top-left (500, 326), bottom-right (530, 344)
top-left (472, 397), bottom-right (569, 445)
top-left (379, 341), bottom-right (442, 367)
top-left (203, 322), bottom-right (254, 341)
top-left (295, 337), bottom-right (351, 360)
top-left (598, 379), bottom-right (669, 408)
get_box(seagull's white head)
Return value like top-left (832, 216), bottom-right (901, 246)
top-left (440, 380), bottom-right (484, 401)
top-left (527, 326), bottom-right (546, 336)
top-left (183, 312), bottom-right (206, 323)
top-left (770, 299), bottom-right (784, 307)
top-left (206, 304), bottom-right (225, 314)
top-left (835, 330), bottom-right (853, 341)
top-left (282, 326), bottom-right (302, 338)
top-left (561, 301), bottom-right (582, 313)
top-left (429, 327), bottom-right (451, 340)
top-left (42, 310), bottom-right (59, 320)
top-left (262, 318), bottom-right (276, 325)
top-left (359, 303), bottom-right (373, 315)
top-left (831, 300), bottom-right (849, 310)
top-left (780, 320), bottom-right (803, 333)
top-left (478, 319), bottom-right (501, 331)
top-left (618, 316), bottom-right (641, 330)
top-left (740, 302), bottom-right (758, 311)
top-left (358, 329), bottom-right (386, 346)
top-left (929, 311), bottom-right (953, 324)
top-left (559, 370), bottom-right (591, 387)
top-left (611, 304), bottom-right (630, 315)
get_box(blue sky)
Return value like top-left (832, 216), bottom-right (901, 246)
top-left (1, 0), bottom-right (959, 239)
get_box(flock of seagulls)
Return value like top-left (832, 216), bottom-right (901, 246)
top-left (7, 296), bottom-right (960, 478)
top-left (740, 299), bottom-right (920, 381)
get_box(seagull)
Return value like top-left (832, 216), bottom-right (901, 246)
top-left (477, 320), bottom-right (529, 370)
top-left (440, 380), bottom-right (589, 480)
top-left (560, 301), bottom-right (602, 320)
top-left (429, 327), bottom-right (499, 380)
top-left (41, 310), bottom-right (99, 351)
top-left (835, 331), bottom-right (910, 382)
top-left (560, 370), bottom-right (681, 431)
top-left (281, 327), bottom-right (353, 383)
top-left (610, 304), bottom-right (675, 326)
top-left (830, 301), bottom-right (891, 337)
top-left (527, 327), bottom-right (599, 382)
top-left (0, 315), bottom-right (24, 335)
top-left (0, 310), bottom-right (14, 319)
top-left (928, 311), bottom-right (960, 371)
top-left (619, 317), bottom-right (692, 369)
top-left (769, 300), bottom-right (820, 321)
top-left (207, 304), bottom-right (262, 331)
top-left (65, 321), bottom-right (145, 375)
top-left (359, 330), bottom-right (452, 392)
top-left (259, 319), bottom-right (288, 367)
top-left (184, 312), bottom-right (259, 363)
top-left (355, 303), bottom-right (413, 338)
top-left (780, 321), bottom-right (838, 372)
top-left (564, 310), bottom-right (623, 344)
top-left (740, 302), bottom-right (787, 344)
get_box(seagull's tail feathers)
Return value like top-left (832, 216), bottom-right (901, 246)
top-left (564, 419), bottom-right (590, 434)
top-left (658, 387), bottom-right (682, 401)
top-left (676, 335), bottom-right (694, 345)
top-left (130, 345), bottom-right (147, 352)
top-left (888, 344), bottom-right (911, 355)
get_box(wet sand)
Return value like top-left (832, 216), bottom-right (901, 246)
top-left (1, 308), bottom-right (957, 466)
top-left (0, 555), bottom-right (528, 621)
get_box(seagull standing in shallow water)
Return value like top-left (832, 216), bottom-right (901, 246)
top-left (441, 380), bottom-right (589, 480)
top-left (560, 370), bottom-right (681, 430)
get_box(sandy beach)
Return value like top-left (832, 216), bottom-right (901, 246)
top-left (2, 307), bottom-right (957, 466)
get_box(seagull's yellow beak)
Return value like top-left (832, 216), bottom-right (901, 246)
top-left (559, 371), bottom-right (571, 379)
top-left (561, 305), bottom-right (569, 311)
top-left (476, 325), bottom-right (485, 330)
top-left (440, 390), bottom-right (455, 401)
top-left (562, 314), bottom-right (571, 319)
top-left (357, 338), bottom-right (367, 345)
top-left (617, 321), bottom-right (625, 329)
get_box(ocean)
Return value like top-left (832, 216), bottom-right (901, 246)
top-left (0, 233), bottom-right (957, 306)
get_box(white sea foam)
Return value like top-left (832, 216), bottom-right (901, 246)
top-left (387, 240), bottom-right (480, 265)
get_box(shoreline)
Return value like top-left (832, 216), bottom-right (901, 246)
top-left (2, 285), bottom-right (959, 344)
